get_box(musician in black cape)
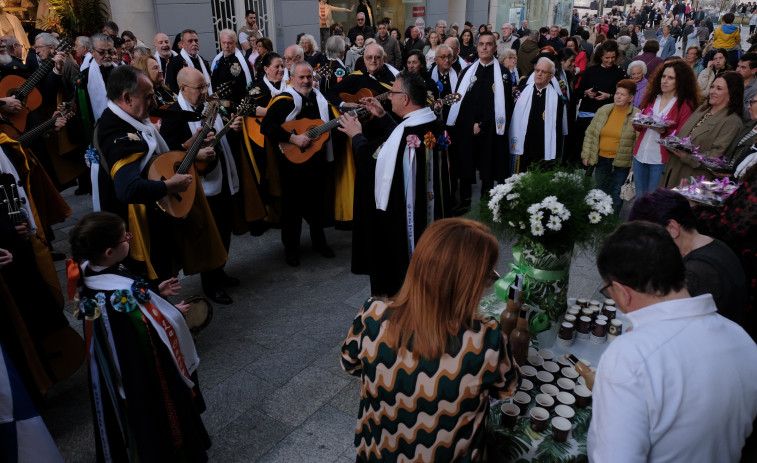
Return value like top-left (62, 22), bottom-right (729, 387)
top-left (260, 61), bottom-right (335, 267)
top-left (338, 71), bottom-right (444, 297)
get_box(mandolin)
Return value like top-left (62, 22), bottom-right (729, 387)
top-left (194, 97), bottom-right (257, 174)
top-left (14, 102), bottom-right (77, 147)
top-left (0, 39), bottom-right (73, 133)
top-left (147, 101), bottom-right (220, 218)
top-left (278, 92), bottom-right (462, 164)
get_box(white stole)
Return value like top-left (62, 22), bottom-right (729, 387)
top-left (153, 49), bottom-right (177, 74)
top-left (79, 52), bottom-right (92, 71)
top-left (374, 107), bottom-right (437, 210)
top-left (176, 92), bottom-right (239, 196)
top-left (384, 63), bottom-right (400, 77)
top-left (80, 262), bottom-right (200, 388)
top-left (509, 74), bottom-right (563, 159)
top-left (180, 49), bottom-right (213, 94)
top-left (210, 49), bottom-right (252, 85)
top-left (263, 75), bottom-right (285, 96)
top-left (86, 63), bottom-right (115, 122)
top-left (446, 60), bottom-right (507, 135)
top-left (0, 147), bottom-right (37, 232)
top-left (431, 66), bottom-right (458, 93)
top-left (284, 88), bottom-right (334, 162)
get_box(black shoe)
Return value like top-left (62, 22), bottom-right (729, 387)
top-left (221, 275), bottom-right (240, 287)
top-left (285, 252), bottom-right (300, 267)
top-left (205, 289), bottom-right (233, 305)
top-left (315, 245), bottom-right (335, 259)
top-left (50, 251), bottom-right (66, 261)
top-left (74, 187), bottom-right (91, 196)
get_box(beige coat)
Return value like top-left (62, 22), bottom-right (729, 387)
top-left (660, 105), bottom-right (743, 188)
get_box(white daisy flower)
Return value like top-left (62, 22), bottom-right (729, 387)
top-left (547, 216), bottom-right (563, 231)
top-left (588, 211), bottom-right (602, 224)
top-left (531, 222), bottom-right (544, 236)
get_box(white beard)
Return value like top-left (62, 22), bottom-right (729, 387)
top-left (0, 54), bottom-right (12, 65)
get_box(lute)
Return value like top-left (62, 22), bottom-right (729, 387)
top-left (15, 102), bottom-right (77, 147)
top-left (147, 101), bottom-right (220, 218)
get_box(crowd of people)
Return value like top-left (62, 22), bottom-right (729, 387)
top-left (1, 0), bottom-right (756, 461)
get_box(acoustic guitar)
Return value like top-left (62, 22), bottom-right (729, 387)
top-left (0, 39), bottom-right (73, 133)
top-left (244, 66), bottom-right (333, 148)
top-left (13, 102), bottom-right (77, 147)
top-left (278, 92), bottom-right (462, 164)
top-left (147, 101), bottom-right (220, 218)
top-left (0, 176), bottom-right (85, 383)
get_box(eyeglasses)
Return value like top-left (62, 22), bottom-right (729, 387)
top-left (599, 282), bottom-right (613, 299)
top-left (95, 48), bottom-right (118, 56)
top-left (748, 100), bottom-right (757, 107)
top-left (184, 83), bottom-right (210, 90)
top-left (365, 55), bottom-right (383, 61)
top-left (33, 45), bottom-right (52, 50)
top-left (117, 232), bottom-right (134, 245)
top-left (387, 91), bottom-right (406, 96)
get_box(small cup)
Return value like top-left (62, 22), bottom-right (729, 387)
top-left (514, 391), bottom-right (532, 415)
top-left (574, 385), bottom-right (592, 408)
top-left (520, 365), bottom-right (538, 380)
top-left (558, 322), bottom-right (575, 341)
top-left (589, 299), bottom-right (600, 308)
top-left (581, 308), bottom-right (594, 319)
top-left (542, 361), bottom-right (560, 375)
top-left (576, 376), bottom-right (586, 386)
top-left (518, 378), bottom-right (534, 392)
top-left (563, 314), bottom-right (577, 324)
top-left (556, 391), bottom-right (576, 407)
top-left (540, 384), bottom-right (559, 397)
top-left (590, 306), bottom-right (601, 319)
top-left (567, 297), bottom-right (577, 306)
top-left (592, 319), bottom-right (607, 337)
top-left (577, 316), bottom-right (592, 334)
top-left (501, 403), bottom-right (521, 428)
top-left (608, 319), bottom-right (623, 336)
top-left (554, 404), bottom-right (575, 422)
top-left (528, 346), bottom-right (538, 357)
top-left (556, 377), bottom-right (575, 393)
top-left (602, 305), bottom-right (616, 320)
top-left (551, 417), bottom-right (572, 442)
top-left (596, 314), bottom-right (608, 323)
top-left (537, 349), bottom-right (554, 361)
top-left (527, 355), bottom-right (544, 368)
top-left (561, 367), bottom-right (579, 380)
top-left (529, 406), bottom-right (550, 432)
top-left (603, 298), bottom-right (616, 307)
top-left (536, 371), bottom-right (554, 386)
top-left (535, 393), bottom-right (555, 410)
top-left (567, 305), bottom-right (581, 316)
top-left (577, 298), bottom-right (589, 308)
top-left (556, 355), bottom-right (572, 368)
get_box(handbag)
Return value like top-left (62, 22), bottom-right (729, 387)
top-left (620, 171), bottom-right (636, 201)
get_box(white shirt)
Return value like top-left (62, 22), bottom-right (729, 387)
top-left (588, 294), bottom-right (757, 463)
top-left (635, 95), bottom-right (676, 165)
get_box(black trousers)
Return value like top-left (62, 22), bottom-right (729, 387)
top-left (201, 190), bottom-right (232, 290)
top-left (279, 156), bottom-right (328, 255)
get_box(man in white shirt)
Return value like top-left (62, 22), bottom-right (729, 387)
top-left (589, 221), bottom-right (757, 463)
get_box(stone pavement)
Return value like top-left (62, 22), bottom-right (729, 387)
top-left (40, 180), bottom-right (607, 462)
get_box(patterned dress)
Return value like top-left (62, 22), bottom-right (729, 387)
top-left (341, 298), bottom-right (520, 462)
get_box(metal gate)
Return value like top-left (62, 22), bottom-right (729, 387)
top-left (210, 0), bottom-right (274, 51)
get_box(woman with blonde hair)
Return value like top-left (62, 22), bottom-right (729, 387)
top-left (132, 55), bottom-right (175, 107)
top-left (341, 218), bottom-right (519, 462)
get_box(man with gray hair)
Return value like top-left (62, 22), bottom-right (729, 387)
top-left (79, 32), bottom-right (118, 130)
top-left (443, 37), bottom-right (467, 72)
top-left (74, 35), bottom-right (91, 66)
top-left (348, 12), bottom-right (375, 45)
top-left (497, 23), bottom-right (517, 57)
top-left (282, 44), bottom-right (304, 84)
top-left (436, 19), bottom-right (448, 42)
top-left (210, 28), bottom-right (252, 104)
top-left (509, 57), bottom-right (566, 172)
top-left (0, 35), bottom-right (24, 70)
top-left (261, 61), bottom-right (335, 267)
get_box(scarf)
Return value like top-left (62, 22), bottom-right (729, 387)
top-left (263, 75), bottom-right (285, 96)
top-left (375, 107), bottom-right (437, 210)
top-left (0, 147), bottom-right (37, 232)
top-left (80, 262), bottom-right (199, 387)
top-left (177, 92), bottom-right (239, 196)
top-left (446, 60), bottom-right (506, 135)
top-left (86, 62), bottom-right (115, 122)
top-left (284, 88), bottom-right (333, 162)
top-left (509, 74), bottom-right (564, 160)
top-left (210, 49), bottom-right (252, 85)
top-left (384, 63), bottom-right (400, 77)
top-left (180, 49), bottom-right (212, 94)
top-left (431, 66), bottom-right (458, 93)
top-left (79, 52), bottom-right (92, 71)
top-left (153, 49), bottom-right (177, 76)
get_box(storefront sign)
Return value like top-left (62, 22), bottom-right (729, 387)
top-left (412, 7), bottom-right (425, 17)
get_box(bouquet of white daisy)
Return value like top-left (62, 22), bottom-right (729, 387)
top-left (485, 168), bottom-right (619, 326)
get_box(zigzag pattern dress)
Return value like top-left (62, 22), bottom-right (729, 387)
top-left (341, 298), bottom-right (520, 462)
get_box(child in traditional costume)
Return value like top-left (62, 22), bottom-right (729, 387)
top-left (68, 211), bottom-right (210, 462)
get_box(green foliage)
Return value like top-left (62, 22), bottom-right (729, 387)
top-left (484, 167), bottom-right (620, 255)
top-left (47, 0), bottom-right (110, 36)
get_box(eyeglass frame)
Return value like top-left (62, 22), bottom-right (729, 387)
top-left (183, 83), bottom-right (211, 90)
top-left (94, 47), bottom-right (118, 56)
top-left (116, 231), bottom-right (134, 245)
top-left (599, 282), bottom-right (613, 299)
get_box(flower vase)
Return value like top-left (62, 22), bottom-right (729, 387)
top-left (497, 241), bottom-right (573, 331)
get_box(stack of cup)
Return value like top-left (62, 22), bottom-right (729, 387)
top-left (608, 319), bottom-right (623, 341)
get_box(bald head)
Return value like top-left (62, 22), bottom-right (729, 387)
top-left (177, 67), bottom-right (204, 87)
top-left (444, 37), bottom-right (459, 56)
top-left (153, 33), bottom-right (172, 59)
top-left (177, 68), bottom-right (208, 106)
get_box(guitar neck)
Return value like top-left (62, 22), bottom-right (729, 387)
top-left (17, 60), bottom-right (55, 98)
top-left (16, 116), bottom-right (57, 146)
top-left (303, 107), bottom-right (370, 139)
top-left (210, 120), bottom-right (234, 148)
top-left (177, 123), bottom-right (214, 174)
